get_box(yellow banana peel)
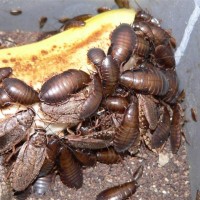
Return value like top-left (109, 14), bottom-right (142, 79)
top-left (0, 9), bottom-right (136, 90)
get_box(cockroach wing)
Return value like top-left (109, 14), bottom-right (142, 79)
top-left (0, 109), bottom-right (35, 154)
top-left (10, 138), bottom-right (46, 191)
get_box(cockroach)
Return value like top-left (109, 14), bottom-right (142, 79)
top-left (120, 64), bottom-right (169, 96)
top-left (151, 106), bottom-right (171, 149)
top-left (96, 165), bottom-right (143, 200)
top-left (58, 145), bottom-right (83, 189)
top-left (154, 44), bottom-right (175, 69)
top-left (39, 69), bottom-right (90, 104)
top-left (10, 129), bottom-right (47, 191)
top-left (113, 96), bottom-right (140, 152)
top-left (39, 16), bottom-right (48, 29)
top-left (162, 70), bottom-right (180, 104)
top-left (72, 149), bottom-right (97, 166)
top-left (87, 47), bottom-right (106, 68)
top-left (191, 108), bottom-right (198, 122)
top-left (133, 21), bottom-right (154, 43)
top-left (0, 88), bottom-right (13, 107)
top-left (102, 96), bottom-right (129, 113)
top-left (0, 157), bottom-right (13, 200)
top-left (79, 74), bottom-right (103, 120)
top-left (133, 35), bottom-right (151, 58)
top-left (137, 94), bottom-right (158, 130)
top-left (96, 147), bottom-right (122, 164)
top-left (108, 23), bottom-right (137, 65)
top-left (170, 103), bottom-right (184, 154)
top-left (32, 173), bottom-right (54, 196)
top-left (115, 0), bottom-right (130, 8)
top-left (2, 78), bottom-right (39, 105)
top-left (134, 10), bottom-right (160, 26)
top-left (0, 108), bottom-right (35, 154)
top-left (73, 14), bottom-right (93, 21)
top-left (39, 135), bottom-right (61, 177)
top-left (10, 8), bottom-right (22, 16)
top-left (60, 19), bottom-right (85, 32)
top-left (99, 55), bottom-right (120, 96)
top-left (92, 128), bottom-right (115, 141)
top-left (40, 87), bottom-right (87, 125)
top-left (147, 23), bottom-right (176, 48)
top-left (0, 67), bottom-right (12, 81)
top-left (66, 135), bottom-right (112, 150)
top-left (97, 7), bottom-right (111, 13)
top-left (138, 98), bottom-right (149, 136)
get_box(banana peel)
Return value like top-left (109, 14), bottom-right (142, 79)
top-left (0, 9), bottom-right (136, 90)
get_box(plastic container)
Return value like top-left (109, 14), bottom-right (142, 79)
top-left (0, 0), bottom-right (200, 199)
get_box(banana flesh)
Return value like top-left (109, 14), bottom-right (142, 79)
top-left (0, 9), bottom-right (136, 90)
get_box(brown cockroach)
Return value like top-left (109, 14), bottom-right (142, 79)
top-left (120, 64), bottom-right (169, 96)
top-left (113, 96), bottom-right (140, 152)
top-left (97, 7), bottom-right (111, 13)
top-left (162, 70), bottom-right (180, 104)
top-left (91, 128), bottom-right (115, 141)
top-left (170, 103), bottom-right (184, 154)
top-left (133, 35), bottom-right (151, 58)
top-left (2, 77), bottom-right (39, 105)
top-left (32, 173), bottom-right (54, 196)
top-left (66, 135), bottom-right (112, 150)
top-left (147, 23), bottom-right (176, 48)
top-left (72, 149), bottom-right (97, 166)
top-left (96, 147), bottom-right (123, 164)
top-left (151, 106), bottom-right (171, 149)
top-left (0, 156), bottom-right (13, 200)
top-left (73, 14), bottom-right (93, 21)
top-left (137, 94), bottom-right (158, 130)
top-left (0, 108), bottom-right (35, 154)
top-left (80, 74), bottom-right (103, 120)
top-left (102, 96), bottom-right (129, 113)
top-left (108, 23), bottom-right (137, 65)
top-left (40, 87), bottom-right (87, 125)
top-left (96, 165), bottom-right (143, 200)
top-left (10, 8), bottom-right (22, 16)
top-left (154, 44), bottom-right (175, 69)
top-left (134, 10), bottom-right (160, 26)
top-left (133, 21), bottom-right (176, 48)
top-left (10, 129), bottom-right (47, 191)
top-left (99, 55), bottom-right (120, 96)
top-left (87, 47), bottom-right (106, 68)
top-left (138, 98), bottom-right (149, 136)
top-left (60, 19), bottom-right (86, 32)
top-left (191, 108), bottom-right (198, 122)
top-left (0, 67), bottom-right (12, 81)
top-left (39, 135), bottom-right (61, 177)
top-left (0, 88), bottom-right (13, 107)
top-left (133, 21), bottom-right (154, 43)
top-left (39, 16), bottom-right (48, 29)
top-left (39, 69), bottom-right (90, 104)
top-left (58, 145), bottom-right (83, 189)
top-left (115, 0), bottom-right (130, 8)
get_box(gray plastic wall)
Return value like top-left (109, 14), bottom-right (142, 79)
top-left (0, 0), bottom-right (200, 199)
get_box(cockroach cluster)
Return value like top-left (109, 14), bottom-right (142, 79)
top-left (0, 10), bottom-right (185, 200)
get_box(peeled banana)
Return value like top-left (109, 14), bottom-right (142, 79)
top-left (0, 9), bottom-right (136, 90)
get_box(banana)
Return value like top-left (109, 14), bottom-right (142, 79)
top-left (0, 9), bottom-right (136, 90)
